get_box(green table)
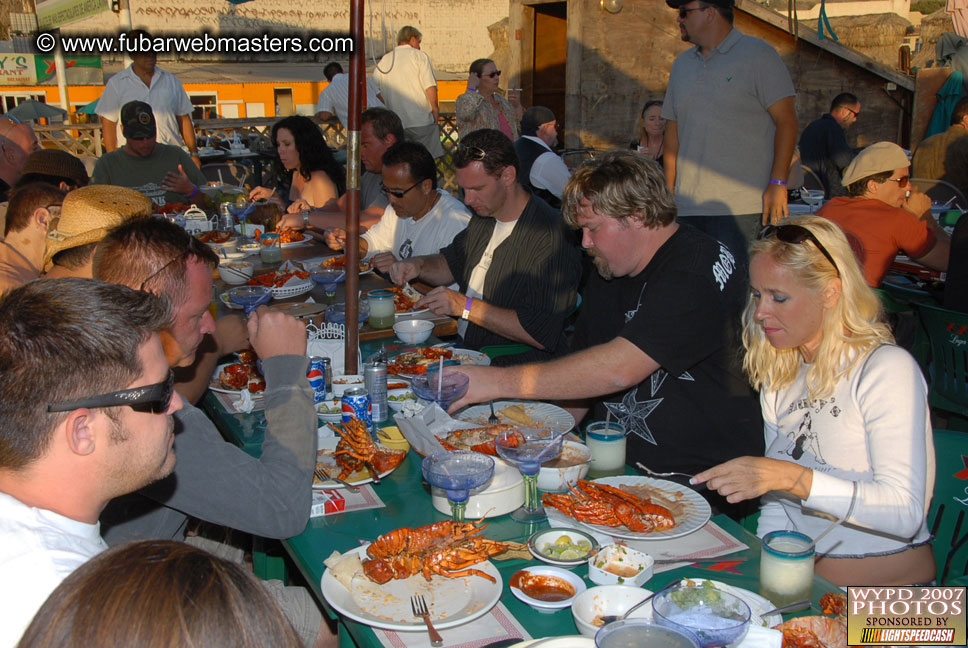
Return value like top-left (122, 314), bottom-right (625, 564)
top-left (205, 391), bottom-right (840, 647)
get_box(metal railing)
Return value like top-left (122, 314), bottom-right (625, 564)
top-left (34, 114), bottom-right (463, 193)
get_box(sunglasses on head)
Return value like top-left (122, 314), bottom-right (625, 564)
top-left (759, 224), bottom-right (840, 277)
top-left (47, 371), bottom-right (176, 415)
top-left (138, 237), bottom-right (208, 292)
top-left (456, 144), bottom-right (487, 161)
top-left (381, 178), bottom-right (424, 199)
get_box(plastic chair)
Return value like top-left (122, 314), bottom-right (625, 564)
top-left (928, 428), bottom-right (968, 584)
top-left (918, 303), bottom-right (968, 421)
top-left (910, 178), bottom-right (967, 210)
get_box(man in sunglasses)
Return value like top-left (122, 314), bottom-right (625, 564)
top-left (449, 151), bottom-right (763, 517)
top-left (390, 128), bottom-right (581, 365)
top-left (662, 0), bottom-right (797, 266)
top-left (324, 141), bottom-right (470, 275)
top-left (799, 93), bottom-right (862, 199)
top-left (0, 278), bottom-right (179, 646)
top-left (817, 141), bottom-right (951, 287)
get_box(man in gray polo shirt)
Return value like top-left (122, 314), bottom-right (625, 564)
top-left (662, 0), bottom-right (797, 268)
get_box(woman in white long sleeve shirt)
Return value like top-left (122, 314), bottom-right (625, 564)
top-left (694, 216), bottom-right (936, 587)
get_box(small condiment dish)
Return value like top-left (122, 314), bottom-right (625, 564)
top-left (387, 387), bottom-right (417, 412)
top-left (588, 543), bottom-right (654, 587)
top-left (509, 566), bottom-right (586, 614)
top-left (528, 528), bottom-right (598, 566)
top-left (331, 374), bottom-right (364, 397)
top-left (218, 261), bottom-right (254, 285)
top-left (239, 243), bottom-right (262, 255)
top-left (393, 319), bottom-right (433, 344)
top-left (571, 585), bottom-right (654, 637)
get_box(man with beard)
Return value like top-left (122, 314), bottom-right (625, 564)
top-left (662, 0), bottom-right (797, 269)
top-left (450, 152), bottom-right (763, 515)
top-left (0, 278), bottom-right (179, 645)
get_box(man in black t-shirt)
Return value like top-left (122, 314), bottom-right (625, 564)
top-left (452, 151), bottom-right (763, 512)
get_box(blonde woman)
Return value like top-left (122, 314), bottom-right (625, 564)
top-left (694, 216), bottom-right (935, 587)
top-left (631, 100), bottom-right (665, 166)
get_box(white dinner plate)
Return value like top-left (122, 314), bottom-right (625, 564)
top-left (567, 476), bottom-right (711, 541)
top-left (664, 578), bottom-right (783, 628)
top-left (320, 545), bottom-right (502, 631)
top-left (457, 400), bottom-right (575, 433)
top-left (208, 362), bottom-right (264, 398)
top-left (511, 639), bottom-right (594, 648)
top-left (313, 435), bottom-right (403, 489)
top-left (449, 348), bottom-right (491, 366)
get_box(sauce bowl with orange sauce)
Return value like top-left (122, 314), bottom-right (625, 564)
top-left (509, 566), bottom-right (586, 613)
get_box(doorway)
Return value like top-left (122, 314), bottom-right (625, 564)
top-left (532, 2), bottom-right (567, 134)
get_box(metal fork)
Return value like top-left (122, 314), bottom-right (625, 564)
top-left (488, 401), bottom-right (500, 425)
top-left (411, 595), bottom-right (443, 646)
top-left (314, 465), bottom-right (360, 492)
top-left (635, 461), bottom-right (696, 480)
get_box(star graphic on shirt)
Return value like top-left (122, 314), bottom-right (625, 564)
top-left (604, 387), bottom-right (662, 446)
top-left (649, 369), bottom-right (695, 397)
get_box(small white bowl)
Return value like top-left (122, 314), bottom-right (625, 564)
top-left (387, 387), bottom-right (417, 412)
top-left (587, 544), bottom-right (654, 587)
top-left (509, 566), bottom-right (586, 614)
top-left (393, 319), bottom-right (433, 344)
top-left (218, 250), bottom-right (247, 261)
top-left (528, 527), bottom-right (598, 566)
top-left (331, 374), bottom-right (364, 397)
top-left (571, 584), bottom-right (654, 637)
top-left (239, 243), bottom-right (262, 255)
top-left (537, 440), bottom-right (591, 492)
top-left (218, 261), bottom-right (254, 285)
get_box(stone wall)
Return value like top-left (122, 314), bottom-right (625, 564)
top-left (56, 0), bottom-right (508, 73)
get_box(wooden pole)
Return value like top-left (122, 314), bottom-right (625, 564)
top-left (344, 0), bottom-right (364, 374)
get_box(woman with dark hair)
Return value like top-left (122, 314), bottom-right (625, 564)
top-left (456, 58), bottom-right (523, 141)
top-left (17, 540), bottom-right (303, 647)
top-left (249, 115), bottom-right (344, 212)
top-left (631, 99), bottom-right (665, 166)
top-left (694, 216), bottom-right (935, 587)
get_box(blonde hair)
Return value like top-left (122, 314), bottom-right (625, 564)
top-left (742, 216), bottom-right (892, 400)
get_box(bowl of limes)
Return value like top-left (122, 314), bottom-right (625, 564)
top-left (528, 528), bottom-right (598, 566)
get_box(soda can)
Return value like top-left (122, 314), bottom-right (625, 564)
top-left (307, 356), bottom-right (328, 404)
top-left (341, 387), bottom-right (372, 428)
top-left (364, 361), bottom-right (388, 422)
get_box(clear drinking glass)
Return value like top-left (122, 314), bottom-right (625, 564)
top-left (759, 530), bottom-right (814, 610)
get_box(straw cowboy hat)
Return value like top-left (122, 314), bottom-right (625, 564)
top-left (44, 185), bottom-right (153, 267)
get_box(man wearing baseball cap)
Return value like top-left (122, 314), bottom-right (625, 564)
top-left (661, 0), bottom-right (798, 271)
top-left (514, 105), bottom-right (571, 209)
top-left (817, 141), bottom-right (951, 286)
top-left (91, 101), bottom-right (209, 209)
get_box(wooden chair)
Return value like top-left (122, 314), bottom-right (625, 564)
top-left (910, 178), bottom-right (967, 210)
top-left (918, 303), bottom-right (968, 423)
top-left (928, 428), bottom-right (968, 584)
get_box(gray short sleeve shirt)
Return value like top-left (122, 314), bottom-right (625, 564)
top-left (663, 29), bottom-right (795, 216)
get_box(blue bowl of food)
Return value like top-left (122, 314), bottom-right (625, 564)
top-left (652, 585), bottom-right (751, 648)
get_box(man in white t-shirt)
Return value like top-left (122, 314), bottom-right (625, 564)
top-left (0, 278), bottom-right (182, 646)
top-left (325, 141), bottom-right (469, 275)
top-left (373, 26), bottom-right (443, 158)
top-left (390, 129), bottom-right (580, 364)
top-left (315, 61), bottom-right (384, 129)
top-left (97, 30), bottom-right (199, 166)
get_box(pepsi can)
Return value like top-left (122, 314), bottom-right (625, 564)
top-left (307, 356), bottom-right (328, 403)
top-left (341, 387), bottom-right (372, 428)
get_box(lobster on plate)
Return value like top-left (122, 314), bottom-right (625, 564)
top-left (437, 424), bottom-right (516, 455)
top-left (542, 479), bottom-right (676, 533)
top-left (218, 362), bottom-right (264, 392)
top-left (773, 615), bottom-right (846, 648)
top-left (361, 518), bottom-right (520, 584)
top-left (333, 418), bottom-right (405, 481)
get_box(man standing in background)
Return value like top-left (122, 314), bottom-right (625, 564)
top-left (373, 26), bottom-right (444, 158)
top-left (799, 92), bottom-right (862, 198)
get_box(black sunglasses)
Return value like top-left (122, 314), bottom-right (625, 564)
top-left (678, 6), bottom-right (709, 18)
top-left (381, 178), bottom-right (424, 199)
top-left (456, 144), bottom-right (487, 161)
top-left (759, 225), bottom-right (840, 277)
top-left (47, 371), bottom-right (176, 415)
top-left (485, 70), bottom-right (501, 78)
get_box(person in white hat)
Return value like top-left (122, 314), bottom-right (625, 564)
top-left (817, 141), bottom-right (951, 287)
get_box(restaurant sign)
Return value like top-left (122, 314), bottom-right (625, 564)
top-left (0, 54), bottom-right (38, 86)
top-left (36, 0), bottom-right (109, 30)
top-left (847, 586), bottom-right (966, 645)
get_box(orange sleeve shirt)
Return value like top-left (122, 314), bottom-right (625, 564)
top-left (817, 197), bottom-right (936, 286)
